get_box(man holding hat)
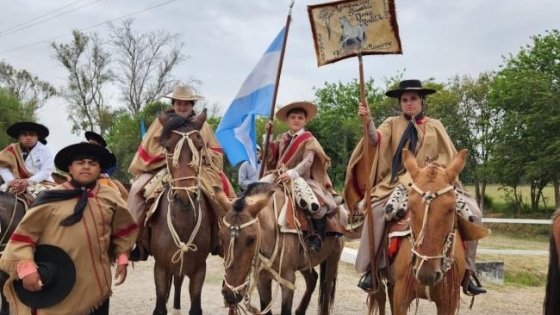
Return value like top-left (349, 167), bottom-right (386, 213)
top-left (0, 121), bottom-right (54, 195)
top-left (0, 142), bottom-right (138, 315)
top-left (262, 101), bottom-right (338, 253)
top-left (237, 144), bottom-right (261, 194)
top-left (344, 79), bottom-right (486, 295)
top-left (85, 130), bottom-right (117, 176)
top-left (127, 84), bottom-right (234, 260)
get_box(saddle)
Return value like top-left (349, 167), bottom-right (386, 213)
top-left (279, 193), bottom-right (345, 236)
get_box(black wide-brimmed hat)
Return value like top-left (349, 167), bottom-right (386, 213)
top-left (14, 244), bottom-right (76, 309)
top-left (85, 131), bottom-right (107, 147)
top-left (7, 122), bottom-right (49, 140)
top-left (385, 79), bottom-right (437, 98)
top-left (55, 142), bottom-right (116, 172)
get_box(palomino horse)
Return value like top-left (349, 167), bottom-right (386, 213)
top-left (214, 182), bottom-right (343, 315)
top-left (544, 209), bottom-right (560, 315)
top-left (368, 149), bottom-right (482, 315)
top-left (0, 191), bottom-right (26, 315)
top-left (148, 110), bottom-right (215, 315)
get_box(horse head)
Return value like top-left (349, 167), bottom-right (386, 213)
top-left (214, 182), bottom-right (275, 306)
top-left (402, 149), bottom-right (467, 286)
top-left (159, 109), bottom-right (207, 206)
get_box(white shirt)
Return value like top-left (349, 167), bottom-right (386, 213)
top-left (0, 141), bottom-right (54, 183)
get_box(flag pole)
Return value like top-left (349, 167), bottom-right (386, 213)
top-left (358, 51), bottom-right (376, 293)
top-left (259, 0), bottom-right (295, 179)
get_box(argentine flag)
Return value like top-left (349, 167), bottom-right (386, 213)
top-left (216, 27), bottom-right (286, 167)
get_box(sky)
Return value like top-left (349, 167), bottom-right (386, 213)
top-left (0, 0), bottom-right (559, 153)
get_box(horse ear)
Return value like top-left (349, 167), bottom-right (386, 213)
top-left (213, 186), bottom-right (232, 211)
top-left (191, 109), bottom-right (208, 130)
top-left (446, 149), bottom-right (467, 183)
top-left (247, 189), bottom-right (275, 218)
top-left (402, 149), bottom-right (420, 179)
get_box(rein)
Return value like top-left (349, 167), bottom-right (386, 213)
top-left (408, 183), bottom-right (457, 273)
top-left (222, 189), bottom-right (296, 315)
top-left (163, 129), bottom-right (205, 274)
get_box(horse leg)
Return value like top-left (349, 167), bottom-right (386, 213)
top-left (317, 240), bottom-right (343, 315)
top-left (153, 263), bottom-right (173, 315)
top-left (294, 269), bottom-right (318, 315)
top-left (257, 275), bottom-right (273, 315)
top-left (390, 281), bottom-right (412, 315)
top-left (0, 271), bottom-right (9, 315)
top-left (279, 272), bottom-right (297, 315)
top-left (187, 263), bottom-right (206, 315)
top-left (172, 275), bottom-right (185, 312)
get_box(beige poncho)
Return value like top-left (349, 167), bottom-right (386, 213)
top-left (344, 115), bottom-right (458, 214)
top-left (0, 182), bottom-right (138, 315)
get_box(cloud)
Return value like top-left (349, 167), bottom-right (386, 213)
top-left (1, 0), bottom-right (558, 153)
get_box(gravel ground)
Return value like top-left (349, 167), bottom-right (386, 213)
top-left (109, 256), bottom-right (544, 315)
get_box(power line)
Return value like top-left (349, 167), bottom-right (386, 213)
top-left (0, 0), bottom-right (104, 38)
top-left (0, 0), bottom-right (181, 55)
top-left (0, 0), bottom-right (90, 35)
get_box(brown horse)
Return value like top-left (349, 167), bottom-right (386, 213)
top-left (368, 149), bottom-right (475, 315)
top-left (214, 182), bottom-right (343, 315)
top-left (544, 209), bottom-right (560, 315)
top-left (0, 191), bottom-right (26, 315)
top-left (148, 110), bottom-right (215, 315)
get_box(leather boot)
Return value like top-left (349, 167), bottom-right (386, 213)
top-left (357, 270), bottom-right (373, 291)
top-left (467, 279), bottom-right (487, 294)
top-left (307, 216), bottom-right (327, 253)
top-left (129, 242), bottom-right (150, 261)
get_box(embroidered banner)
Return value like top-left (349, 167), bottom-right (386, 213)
top-left (307, 0), bottom-right (402, 66)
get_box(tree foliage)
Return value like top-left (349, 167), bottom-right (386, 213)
top-left (109, 19), bottom-right (185, 116)
top-left (0, 61), bottom-right (56, 120)
top-left (51, 30), bottom-right (115, 136)
top-left (0, 88), bottom-right (28, 148)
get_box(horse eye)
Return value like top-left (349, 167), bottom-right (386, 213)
top-left (245, 237), bottom-right (256, 246)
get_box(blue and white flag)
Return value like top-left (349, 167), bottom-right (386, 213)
top-left (216, 27), bottom-right (286, 167)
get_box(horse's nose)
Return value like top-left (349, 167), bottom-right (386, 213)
top-left (222, 288), bottom-right (243, 305)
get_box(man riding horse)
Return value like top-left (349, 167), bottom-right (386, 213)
top-left (0, 122), bottom-right (55, 198)
top-left (127, 84), bottom-right (235, 261)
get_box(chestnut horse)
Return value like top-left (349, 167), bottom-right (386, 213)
top-left (368, 149), bottom-right (483, 315)
top-left (214, 182), bottom-right (343, 315)
top-left (544, 209), bottom-right (560, 315)
top-left (148, 110), bottom-right (215, 315)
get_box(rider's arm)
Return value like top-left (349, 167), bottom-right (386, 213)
top-left (27, 145), bottom-right (54, 184)
top-left (0, 167), bottom-right (15, 183)
top-left (287, 151), bottom-right (314, 179)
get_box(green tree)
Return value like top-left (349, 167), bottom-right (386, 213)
top-left (0, 61), bottom-right (56, 120)
top-left (490, 29), bottom-right (560, 211)
top-left (0, 88), bottom-right (27, 148)
top-left (427, 73), bottom-right (498, 210)
top-left (51, 30), bottom-right (115, 136)
top-left (310, 78), bottom-right (389, 189)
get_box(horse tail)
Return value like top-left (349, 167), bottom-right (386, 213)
top-left (318, 259), bottom-right (337, 314)
top-left (366, 294), bottom-right (379, 315)
top-left (544, 220), bottom-right (560, 315)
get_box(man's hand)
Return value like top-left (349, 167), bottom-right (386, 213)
top-left (358, 102), bottom-right (371, 119)
top-left (22, 272), bottom-right (42, 291)
top-left (277, 172), bottom-right (291, 183)
top-left (114, 264), bottom-right (127, 286)
top-left (9, 179), bottom-right (28, 194)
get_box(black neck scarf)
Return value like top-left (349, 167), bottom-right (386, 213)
top-left (390, 113), bottom-right (424, 182)
top-left (31, 179), bottom-right (98, 226)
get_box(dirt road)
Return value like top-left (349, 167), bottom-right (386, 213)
top-left (110, 256), bottom-right (544, 315)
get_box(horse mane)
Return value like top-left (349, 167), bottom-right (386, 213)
top-left (232, 182), bottom-right (275, 213)
top-left (159, 112), bottom-right (196, 146)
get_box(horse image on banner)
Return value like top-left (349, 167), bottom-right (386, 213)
top-left (308, 0), bottom-right (402, 66)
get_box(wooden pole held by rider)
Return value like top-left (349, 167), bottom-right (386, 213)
top-left (259, 0), bottom-right (295, 179)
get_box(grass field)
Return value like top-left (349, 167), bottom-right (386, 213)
top-left (465, 184), bottom-right (556, 211)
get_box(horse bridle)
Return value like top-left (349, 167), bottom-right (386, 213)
top-left (162, 129), bottom-right (207, 274)
top-left (222, 216), bottom-right (260, 294)
top-left (408, 183), bottom-right (457, 273)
